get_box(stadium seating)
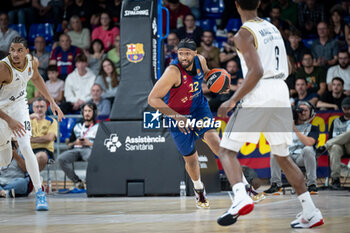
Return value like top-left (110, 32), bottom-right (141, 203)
top-left (203, 0), bottom-right (224, 19)
top-left (196, 19), bottom-right (217, 32)
top-left (225, 18), bottom-right (242, 32)
top-left (9, 24), bottom-right (27, 39)
top-left (59, 117), bottom-right (77, 143)
top-left (28, 23), bottom-right (54, 45)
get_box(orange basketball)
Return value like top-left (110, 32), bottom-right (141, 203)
top-left (205, 68), bottom-right (231, 93)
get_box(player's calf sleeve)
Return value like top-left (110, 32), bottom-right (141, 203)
top-left (17, 135), bottom-right (42, 191)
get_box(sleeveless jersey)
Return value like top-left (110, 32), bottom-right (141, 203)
top-left (237, 19), bottom-right (289, 80)
top-left (164, 56), bottom-right (207, 115)
top-left (0, 54), bottom-right (34, 108)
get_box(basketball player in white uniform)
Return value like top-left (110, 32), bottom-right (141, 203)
top-left (0, 37), bottom-right (64, 211)
top-left (216, 0), bottom-right (324, 228)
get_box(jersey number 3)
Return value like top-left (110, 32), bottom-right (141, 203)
top-left (275, 46), bottom-right (280, 70)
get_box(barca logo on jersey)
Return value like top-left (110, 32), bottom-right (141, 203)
top-left (126, 43), bottom-right (145, 63)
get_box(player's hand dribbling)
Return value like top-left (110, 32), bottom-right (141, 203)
top-left (218, 99), bottom-right (236, 118)
top-left (175, 115), bottom-right (193, 135)
top-left (7, 118), bottom-right (26, 138)
top-left (50, 101), bottom-right (65, 122)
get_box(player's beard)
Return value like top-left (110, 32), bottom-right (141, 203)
top-left (179, 59), bottom-right (193, 69)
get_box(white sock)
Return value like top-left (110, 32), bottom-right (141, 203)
top-left (232, 182), bottom-right (246, 199)
top-left (242, 172), bottom-right (249, 185)
top-left (192, 179), bottom-right (203, 189)
top-left (17, 135), bottom-right (42, 192)
top-left (298, 192), bottom-right (316, 218)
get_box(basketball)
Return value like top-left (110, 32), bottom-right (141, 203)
top-left (205, 68), bottom-right (231, 93)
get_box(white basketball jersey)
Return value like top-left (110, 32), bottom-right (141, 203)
top-left (237, 19), bottom-right (289, 80)
top-left (0, 54), bottom-right (34, 108)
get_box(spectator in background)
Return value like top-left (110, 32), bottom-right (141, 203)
top-left (89, 83), bottom-right (111, 117)
top-left (317, 77), bottom-right (347, 110)
top-left (58, 103), bottom-right (99, 190)
top-left (32, 36), bottom-right (50, 80)
top-left (298, 0), bottom-right (326, 37)
top-left (311, 21), bottom-right (338, 68)
top-left (226, 59), bottom-right (243, 93)
top-left (286, 29), bottom-right (310, 68)
top-left (96, 58), bottom-right (119, 102)
top-left (91, 11), bottom-right (120, 51)
top-left (269, 5), bottom-right (291, 40)
top-left (329, 5), bottom-right (349, 45)
top-left (180, 0), bottom-right (200, 19)
top-left (8, 0), bottom-right (35, 30)
top-left (197, 30), bottom-right (220, 69)
top-left (67, 15), bottom-right (90, 50)
top-left (64, 54), bottom-right (96, 113)
top-left (84, 39), bottom-right (105, 76)
top-left (295, 53), bottom-right (327, 97)
top-left (285, 55), bottom-right (298, 97)
top-left (0, 13), bottom-right (20, 54)
top-left (326, 50), bottom-right (350, 95)
top-left (106, 34), bottom-right (120, 75)
top-left (65, 0), bottom-right (97, 28)
top-left (219, 30), bottom-right (238, 67)
top-left (50, 33), bottom-right (81, 80)
top-left (89, 12), bottom-right (100, 32)
top-left (293, 77), bottom-right (318, 106)
top-left (177, 13), bottom-right (203, 47)
top-left (346, 32), bottom-right (350, 55)
top-left (272, 0), bottom-right (298, 27)
top-left (164, 32), bottom-right (179, 67)
top-left (45, 65), bottom-right (65, 106)
top-left (30, 97), bottom-right (58, 171)
top-left (164, 0), bottom-right (191, 30)
top-left (32, 0), bottom-right (63, 31)
top-left (321, 97), bottom-right (350, 189)
top-left (106, 0), bottom-right (122, 27)
top-left (0, 142), bottom-right (30, 198)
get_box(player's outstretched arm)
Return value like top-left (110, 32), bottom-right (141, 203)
top-left (218, 28), bottom-right (263, 117)
top-left (31, 57), bottom-right (65, 121)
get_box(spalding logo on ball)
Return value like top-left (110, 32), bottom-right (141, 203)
top-left (205, 68), bottom-right (231, 93)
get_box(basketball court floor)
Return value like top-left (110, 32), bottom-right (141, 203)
top-left (0, 189), bottom-right (349, 233)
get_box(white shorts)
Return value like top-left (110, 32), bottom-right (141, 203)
top-left (0, 100), bottom-right (31, 149)
top-left (220, 79), bottom-right (292, 157)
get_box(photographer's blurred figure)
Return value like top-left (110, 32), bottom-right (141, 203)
top-left (57, 103), bottom-right (99, 190)
top-left (265, 101), bottom-right (320, 195)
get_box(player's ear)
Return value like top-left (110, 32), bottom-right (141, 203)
top-left (194, 50), bottom-right (197, 55)
top-left (26, 48), bottom-right (30, 54)
top-left (257, 1), bottom-right (261, 9)
top-left (235, 1), bottom-right (240, 10)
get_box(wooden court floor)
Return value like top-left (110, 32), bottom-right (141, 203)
top-left (0, 189), bottom-right (349, 233)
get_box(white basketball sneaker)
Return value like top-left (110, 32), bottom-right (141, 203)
top-left (290, 209), bottom-right (324, 228)
top-left (217, 193), bottom-right (254, 226)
